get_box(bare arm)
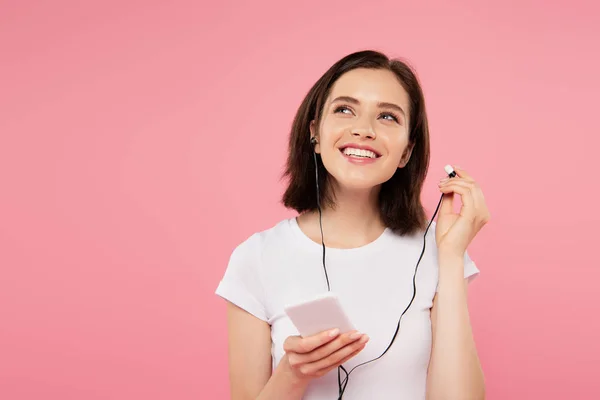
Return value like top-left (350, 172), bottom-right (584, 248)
top-left (226, 301), bottom-right (368, 400)
top-left (226, 302), bottom-right (271, 399)
top-left (426, 256), bottom-right (485, 400)
top-left (226, 302), bottom-right (311, 400)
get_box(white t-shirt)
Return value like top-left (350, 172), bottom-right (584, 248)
top-left (215, 217), bottom-right (479, 400)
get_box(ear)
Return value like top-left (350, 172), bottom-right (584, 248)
top-left (309, 120), bottom-right (320, 154)
top-left (398, 143), bottom-right (414, 168)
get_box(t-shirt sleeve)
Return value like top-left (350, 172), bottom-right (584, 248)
top-left (215, 233), bottom-right (268, 322)
top-left (435, 250), bottom-right (480, 292)
top-left (463, 249), bottom-right (480, 284)
top-left (429, 221), bottom-right (480, 290)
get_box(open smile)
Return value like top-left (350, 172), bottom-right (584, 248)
top-left (338, 145), bottom-right (381, 164)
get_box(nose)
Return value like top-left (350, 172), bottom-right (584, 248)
top-left (351, 118), bottom-right (376, 140)
top-left (352, 127), bottom-right (376, 140)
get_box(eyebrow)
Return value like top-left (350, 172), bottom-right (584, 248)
top-left (331, 96), bottom-right (406, 117)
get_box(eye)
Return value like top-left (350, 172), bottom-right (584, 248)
top-left (380, 112), bottom-right (401, 123)
top-left (333, 105), bottom-right (353, 115)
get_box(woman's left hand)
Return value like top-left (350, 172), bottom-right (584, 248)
top-left (435, 166), bottom-right (491, 259)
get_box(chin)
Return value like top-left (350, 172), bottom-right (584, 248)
top-left (323, 158), bottom-right (398, 192)
top-left (331, 174), bottom-right (389, 192)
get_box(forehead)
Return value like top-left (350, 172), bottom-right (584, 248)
top-left (327, 68), bottom-right (410, 110)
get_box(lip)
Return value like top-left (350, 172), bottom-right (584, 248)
top-left (338, 143), bottom-right (382, 157)
top-left (338, 143), bottom-right (381, 165)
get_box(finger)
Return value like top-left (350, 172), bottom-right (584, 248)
top-left (440, 179), bottom-right (484, 209)
top-left (459, 184), bottom-right (490, 223)
top-left (313, 343), bottom-right (368, 377)
top-left (302, 334), bottom-right (370, 374)
top-left (440, 173), bottom-right (491, 225)
top-left (440, 180), bottom-right (492, 227)
top-left (438, 175), bottom-right (465, 216)
top-left (284, 329), bottom-right (340, 354)
top-left (438, 183), bottom-right (476, 218)
top-left (439, 192), bottom-right (455, 217)
top-left (438, 179), bottom-right (476, 191)
top-left (438, 178), bottom-right (474, 215)
top-left (291, 331), bottom-right (365, 365)
top-left (438, 176), bottom-right (473, 187)
top-left (452, 165), bottom-right (475, 182)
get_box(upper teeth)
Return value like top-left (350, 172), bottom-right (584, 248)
top-left (343, 147), bottom-right (377, 158)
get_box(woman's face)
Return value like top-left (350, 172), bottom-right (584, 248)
top-left (311, 68), bottom-right (413, 192)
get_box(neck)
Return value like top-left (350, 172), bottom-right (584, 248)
top-left (299, 184), bottom-right (387, 249)
top-left (324, 186), bottom-right (382, 229)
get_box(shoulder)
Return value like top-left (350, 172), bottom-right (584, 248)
top-left (389, 219), bottom-right (479, 276)
top-left (229, 217), bottom-right (296, 261)
top-left (386, 219), bottom-right (438, 247)
top-left (217, 218), bottom-right (296, 321)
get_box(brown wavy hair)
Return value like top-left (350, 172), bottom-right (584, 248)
top-left (281, 50), bottom-right (431, 236)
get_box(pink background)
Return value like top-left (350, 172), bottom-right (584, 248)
top-left (1, 1), bottom-right (598, 399)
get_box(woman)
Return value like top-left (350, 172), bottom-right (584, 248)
top-left (215, 50), bottom-right (489, 399)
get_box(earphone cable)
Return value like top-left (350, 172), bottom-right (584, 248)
top-left (312, 145), bottom-right (450, 399)
top-left (337, 193), bottom-right (445, 395)
top-left (314, 150), bottom-right (331, 292)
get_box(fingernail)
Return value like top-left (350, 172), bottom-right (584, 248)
top-left (439, 177), bottom-right (449, 183)
top-left (349, 331), bottom-right (363, 339)
top-left (329, 328), bottom-right (340, 337)
top-left (360, 335), bottom-right (370, 343)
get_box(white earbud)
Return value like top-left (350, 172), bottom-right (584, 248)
top-left (444, 164), bottom-right (456, 177)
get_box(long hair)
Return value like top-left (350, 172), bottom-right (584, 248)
top-left (282, 50), bottom-right (431, 236)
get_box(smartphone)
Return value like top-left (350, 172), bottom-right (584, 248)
top-left (284, 292), bottom-right (355, 338)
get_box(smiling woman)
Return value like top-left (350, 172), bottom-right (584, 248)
top-left (309, 68), bottom-right (413, 195)
top-left (215, 50), bottom-right (488, 400)
top-left (284, 55), bottom-right (430, 236)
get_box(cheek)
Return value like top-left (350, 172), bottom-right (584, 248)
top-left (384, 141), bottom-right (411, 170)
top-left (319, 117), bottom-right (348, 140)
top-left (385, 134), bottom-right (409, 155)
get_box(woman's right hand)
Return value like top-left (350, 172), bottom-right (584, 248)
top-left (282, 329), bottom-right (370, 383)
